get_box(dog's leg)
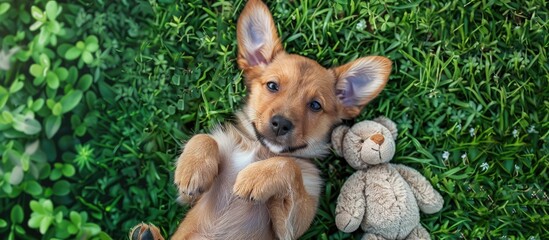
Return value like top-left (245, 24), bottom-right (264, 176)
top-left (129, 135), bottom-right (219, 240)
top-left (233, 157), bottom-right (319, 239)
top-left (267, 176), bottom-right (319, 240)
top-left (174, 134), bottom-right (220, 203)
top-left (170, 205), bottom-right (210, 239)
top-left (129, 223), bottom-right (164, 240)
top-left (170, 134), bottom-right (220, 239)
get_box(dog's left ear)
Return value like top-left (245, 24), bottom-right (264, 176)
top-left (236, 0), bottom-right (284, 72)
top-left (333, 56), bottom-right (392, 119)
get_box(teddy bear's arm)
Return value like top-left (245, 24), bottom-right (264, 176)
top-left (335, 171), bottom-right (367, 233)
top-left (393, 164), bottom-right (444, 214)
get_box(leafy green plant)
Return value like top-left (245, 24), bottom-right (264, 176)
top-left (28, 199), bottom-right (62, 234)
top-left (29, 1), bottom-right (63, 47)
top-left (64, 36), bottom-right (99, 65)
top-left (0, 1), bottom-right (109, 239)
top-left (27, 199), bottom-right (105, 239)
top-left (73, 144), bottom-right (94, 171)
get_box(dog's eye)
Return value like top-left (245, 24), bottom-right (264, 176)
top-left (309, 100), bottom-right (322, 112)
top-left (266, 81), bottom-right (279, 92)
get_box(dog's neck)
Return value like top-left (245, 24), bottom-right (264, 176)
top-left (231, 110), bottom-right (279, 160)
top-left (233, 110), bottom-right (257, 142)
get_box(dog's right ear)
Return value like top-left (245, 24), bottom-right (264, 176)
top-left (237, 0), bottom-right (284, 72)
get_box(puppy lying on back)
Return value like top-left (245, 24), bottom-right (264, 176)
top-left (131, 0), bottom-right (391, 239)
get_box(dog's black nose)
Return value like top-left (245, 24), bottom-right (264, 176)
top-left (270, 115), bottom-right (294, 136)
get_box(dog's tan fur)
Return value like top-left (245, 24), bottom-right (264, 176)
top-left (130, 0), bottom-right (391, 239)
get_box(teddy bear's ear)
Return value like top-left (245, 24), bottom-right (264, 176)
top-left (373, 116), bottom-right (398, 139)
top-left (331, 125), bottom-right (350, 156)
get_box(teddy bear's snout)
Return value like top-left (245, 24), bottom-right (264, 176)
top-left (370, 133), bottom-right (385, 145)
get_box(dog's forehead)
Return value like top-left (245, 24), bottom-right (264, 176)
top-left (267, 54), bottom-right (335, 85)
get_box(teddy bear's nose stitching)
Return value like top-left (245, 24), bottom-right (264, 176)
top-left (370, 133), bottom-right (385, 145)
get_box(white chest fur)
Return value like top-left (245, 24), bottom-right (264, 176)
top-left (211, 127), bottom-right (259, 174)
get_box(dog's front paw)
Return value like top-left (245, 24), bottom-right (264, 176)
top-left (233, 160), bottom-right (293, 202)
top-left (129, 223), bottom-right (164, 240)
top-left (174, 135), bottom-right (220, 202)
top-left (233, 169), bottom-right (277, 202)
top-left (174, 154), bottom-right (218, 200)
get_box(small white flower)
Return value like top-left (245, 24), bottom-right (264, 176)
top-left (480, 162), bottom-right (489, 171)
top-left (356, 19), bottom-right (366, 31)
top-left (469, 127), bottom-right (475, 137)
top-left (515, 164), bottom-right (520, 171)
top-left (442, 151), bottom-right (450, 160)
top-left (527, 125), bottom-right (538, 133)
top-left (512, 128), bottom-right (519, 138)
top-left (461, 153), bottom-right (469, 165)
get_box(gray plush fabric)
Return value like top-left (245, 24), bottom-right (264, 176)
top-left (333, 118), bottom-right (443, 240)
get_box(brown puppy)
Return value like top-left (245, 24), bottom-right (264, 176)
top-left (131, 0), bottom-right (391, 239)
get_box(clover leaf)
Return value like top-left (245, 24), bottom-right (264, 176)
top-left (65, 36), bottom-right (99, 64)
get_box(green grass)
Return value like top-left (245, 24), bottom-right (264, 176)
top-left (2, 0), bottom-right (548, 239)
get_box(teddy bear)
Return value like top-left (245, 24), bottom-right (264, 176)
top-left (331, 116), bottom-right (444, 240)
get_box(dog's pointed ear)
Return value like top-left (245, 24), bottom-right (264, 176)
top-left (237, 0), bottom-right (284, 71)
top-left (333, 56), bottom-right (392, 119)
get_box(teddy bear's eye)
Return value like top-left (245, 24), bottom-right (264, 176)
top-left (360, 139), bottom-right (365, 143)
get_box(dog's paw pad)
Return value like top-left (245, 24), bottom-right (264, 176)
top-left (129, 223), bottom-right (164, 240)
